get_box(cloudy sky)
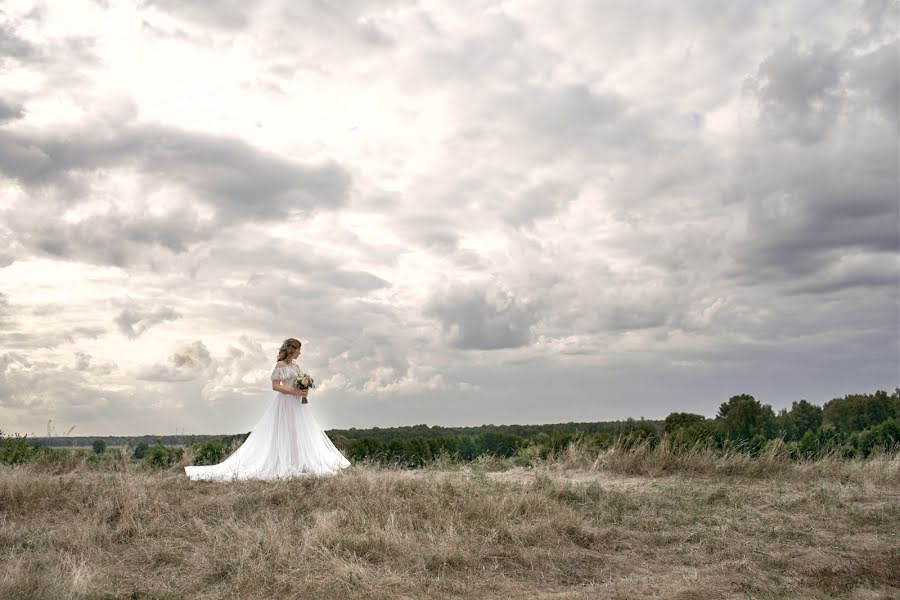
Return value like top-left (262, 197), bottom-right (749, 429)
top-left (0, 0), bottom-right (897, 437)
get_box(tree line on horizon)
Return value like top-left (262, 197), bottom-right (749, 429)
top-left (3, 388), bottom-right (898, 469)
top-left (326, 389), bottom-right (899, 466)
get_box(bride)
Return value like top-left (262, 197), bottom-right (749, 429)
top-left (184, 338), bottom-right (351, 481)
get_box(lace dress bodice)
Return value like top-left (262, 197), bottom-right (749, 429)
top-left (271, 362), bottom-right (300, 384)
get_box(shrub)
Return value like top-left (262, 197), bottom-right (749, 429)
top-left (143, 443), bottom-right (184, 470)
top-left (92, 439), bottom-right (106, 455)
top-left (748, 433), bottom-right (768, 456)
top-left (847, 418), bottom-right (900, 458)
top-left (0, 433), bottom-right (35, 465)
top-left (132, 441), bottom-right (149, 459)
top-left (664, 412), bottom-right (706, 434)
top-left (193, 440), bottom-right (226, 465)
top-left (798, 427), bottom-right (842, 459)
top-left (544, 430), bottom-right (574, 458)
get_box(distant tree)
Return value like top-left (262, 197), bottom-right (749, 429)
top-left (797, 427), bottom-right (842, 459)
top-left (92, 439), bottom-right (106, 455)
top-left (547, 430), bottom-right (574, 457)
top-left (477, 432), bottom-right (521, 458)
top-left (775, 400), bottom-right (824, 441)
top-left (716, 394), bottom-right (775, 440)
top-left (457, 435), bottom-right (479, 460)
top-left (664, 412), bottom-right (706, 434)
top-left (132, 441), bottom-right (149, 459)
top-left (822, 390), bottom-right (899, 436)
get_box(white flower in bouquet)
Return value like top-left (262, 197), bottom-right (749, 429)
top-left (293, 373), bottom-right (315, 404)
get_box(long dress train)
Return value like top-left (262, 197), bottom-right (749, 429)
top-left (184, 363), bottom-right (351, 481)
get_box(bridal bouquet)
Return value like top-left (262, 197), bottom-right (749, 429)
top-left (293, 373), bottom-right (315, 404)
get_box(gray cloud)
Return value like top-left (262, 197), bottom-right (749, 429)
top-left (0, 98), bottom-right (23, 123)
top-left (502, 181), bottom-right (580, 227)
top-left (136, 340), bottom-right (212, 382)
top-left (6, 205), bottom-right (215, 268)
top-left (749, 38), bottom-right (845, 144)
top-left (426, 284), bottom-right (540, 350)
top-left (392, 214), bottom-right (460, 254)
top-left (0, 23), bottom-right (39, 65)
top-left (0, 123), bottom-right (352, 219)
top-left (115, 304), bottom-right (181, 338)
top-left (846, 42), bottom-right (899, 123)
top-left (140, 0), bottom-right (266, 31)
top-left (0, 292), bottom-right (11, 327)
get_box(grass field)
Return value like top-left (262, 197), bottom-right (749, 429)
top-left (1, 445), bottom-right (898, 599)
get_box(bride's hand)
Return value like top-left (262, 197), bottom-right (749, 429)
top-left (297, 389), bottom-right (309, 397)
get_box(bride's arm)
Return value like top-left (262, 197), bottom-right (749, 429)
top-left (272, 380), bottom-right (307, 396)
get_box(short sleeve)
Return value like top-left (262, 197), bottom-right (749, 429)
top-left (271, 366), bottom-right (294, 381)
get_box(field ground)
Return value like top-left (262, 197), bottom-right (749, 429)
top-left (1, 451), bottom-right (898, 599)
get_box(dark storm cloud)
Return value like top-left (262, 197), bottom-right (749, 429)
top-left (723, 32), bottom-right (899, 294)
top-left (425, 285), bottom-right (541, 350)
top-left (0, 124), bottom-right (352, 219)
top-left (0, 120), bottom-right (354, 269)
top-left (749, 38), bottom-right (844, 144)
top-left (846, 42), bottom-right (899, 123)
top-left (5, 205), bottom-right (215, 267)
top-left (732, 157), bottom-right (898, 282)
top-left (115, 304), bottom-right (181, 338)
top-left (784, 256), bottom-right (898, 296)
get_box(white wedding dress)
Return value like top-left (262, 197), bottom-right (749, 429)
top-left (184, 362), bottom-right (351, 481)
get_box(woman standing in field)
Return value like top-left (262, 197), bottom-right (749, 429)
top-left (184, 338), bottom-right (351, 481)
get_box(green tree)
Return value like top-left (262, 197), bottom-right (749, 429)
top-left (716, 394), bottom-right (775, 440)
top-left (664, 412), bottom-right (706, 434)
top-left (92, 439), bottom-right (106, 455)
top-left (132, 441), bottom-right (149, 459)
top-left (544, 430), bottom-right (574, 458)
top-left (846, 419), bottom-right (900, 457)
top-left (797, 427), bottom-right (842, 458)
top-left (822, 390), bottom-right (899, 435)
top-left (776, 399), bottom-right (823, 441)
top-left (477, 432), bottom-right (521, 458)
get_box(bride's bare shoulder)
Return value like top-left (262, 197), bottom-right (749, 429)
top-left (275, 360), bottom-right (288, 367)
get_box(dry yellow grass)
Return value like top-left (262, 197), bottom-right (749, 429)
top-left (1, 448), bottom-right (898, 599)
